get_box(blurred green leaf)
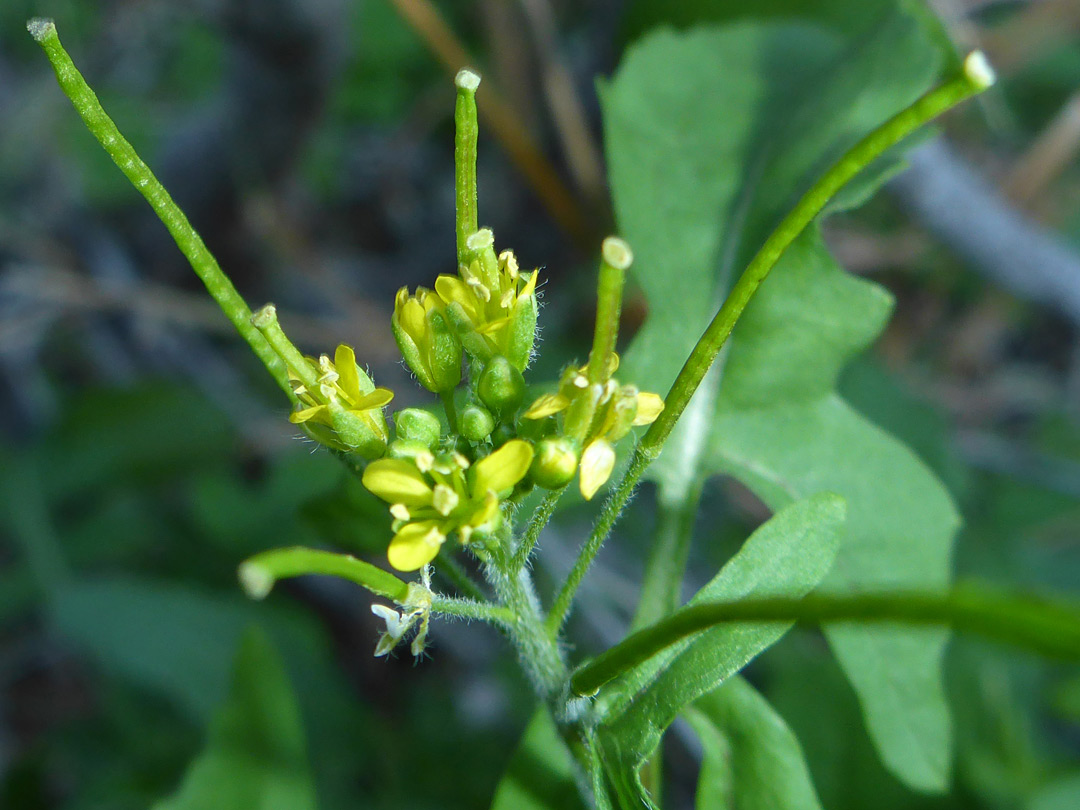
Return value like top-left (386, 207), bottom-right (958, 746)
top-left (1028, 774), bottom-right (1080, 810)
top-left (595, 493), bottom-right (844, 808)
top-left (490, 709), bottom-right (584, 810)
top-left (152, 626), bottom-right (317, 810)
top-left (685, 675), bottom-right (823, 810)
top-left (50, 575), bottom-right (324, 724)
top-left (603, 8), bottom-right (959, 791)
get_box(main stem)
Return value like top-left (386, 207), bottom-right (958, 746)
top-left (487, 527), bottom-right (568, 701)
top-left (29, 19), bottom-right (292, 397)
top-left (545, 55), bottom-right (994, 636)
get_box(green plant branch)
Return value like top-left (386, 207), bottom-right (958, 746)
top-left (238, 546), bottom-right (410, 603)
top-left (28, 19), bottom-right (292, 398)
top-left (570, 584), bottom-right (1080, 696)
top-left (432, 595), bottom-right (515, 624)
top-left (513, 486), bottom-right (567, 571)
top-left (434, 551), bottom-right (489, 602)
top-left (545, 53), bottom-right (995, 637)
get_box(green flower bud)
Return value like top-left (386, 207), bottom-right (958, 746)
top-left (530, 437), bottom-right (579, 489)
top-left (388, 438), bottom-right (437, 466)
top-left (477, 355), bottom-right (525, 415)
top-left (392, 287), bottom-right (463, 393)
top-left (461, 404), bottom-right (496, 442)
top-left (395, 407), bottom-right (442, 448)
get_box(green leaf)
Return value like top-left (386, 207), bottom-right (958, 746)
top-left (603, 9), bottom-right (960, 791)
top-left (153, 626), bottom-right (317, 810)
top-left (596, 493), bottom-right (844, 808)
top-left (490, 709), bottom-right (585, 810)
top-left (1028, 774), bottom-right (1080, 810)
top-left (684, 675), bottom-right (823, 810)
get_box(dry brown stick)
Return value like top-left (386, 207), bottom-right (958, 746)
top-left (518, 0), bottom-right (607, 206)
top-left (3, 263), bottom-right (396, 359)
top-left (1004, 91), bottom-right (1080, 209)
top-left (388, 0), bottom-right (595, 248)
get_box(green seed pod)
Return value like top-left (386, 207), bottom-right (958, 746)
top-left (461, 404), bottom-right (496, 442)
top-left (395, 407), bottom-right (442, 448)
top-left (477, 355), bottom-right (525, 415)
top-left (530, 437), bottom-right (579, 489)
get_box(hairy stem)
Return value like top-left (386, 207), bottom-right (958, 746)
top-left (28, 19), bottom-right (292, 397)
top-left (571, 584), bottom-right (1079, 696)
top-left (434, 552), bottom-right (489, 602)
top-left (513, 486), bottom-right (567, 571)
top-left (432, 595), bottom-right (515, 624)
top-left (546, 54), bottom-right (995, 635)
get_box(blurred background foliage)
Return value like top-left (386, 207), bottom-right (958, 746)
top-left (0, 0), bottom-right (1079, 808)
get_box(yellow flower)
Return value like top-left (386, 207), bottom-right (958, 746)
top-left (288, 344), bottom-right (393, 458)
top-left (522, 358), bottom-right (664, 499)
top-left (363, 439), bottom-right (535, 571)
top-left (391, 287), bottom-right (462, 393)
top-left (435, 229), bottom-right (538, 371)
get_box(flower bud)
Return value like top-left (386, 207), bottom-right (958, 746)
top-left (395, 407), bottom-right (442, 448)
top-left (392, 287), bottom-right (463, 393)
top-left (530, 437), bottom-right (579, 489)
top-left (477, 355), bottom-right (525, 415)
top-left (460, 404), bottom-right (496, 442)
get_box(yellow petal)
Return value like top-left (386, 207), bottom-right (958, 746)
top-left (334, 344), bottom-right (362, 401)
top-left (579, 440), bottom-right (615, 501)
top-left (522, 393), bottom-right (570, 420)
top-left (362, 459), bottom-right (434, 506)
top-left (352, 387), bottom-right (394, 410)
top-left (401, 297), bottom-right (427, 340)
top-left (388, 521), bottom-right (445, 571)
top-left (633, 392), bottom-right (665, 425)
top-left (473, 439), bottom-right (534, 495)
top-left (476, 316), bottom-right (511, 336)
top-left (519, 269), bottom-right (538, 298)
top-left (289, 404), bottom-right (329, 425)
top-left (435, 275), bottom-right (481, 322)
top-left (467, 490), bottom-right (499, 527)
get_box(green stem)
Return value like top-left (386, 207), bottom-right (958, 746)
top-left (441, 389), bottom-right (459, 433)
top-left (434, 551), bottom-right (488, 601)
top-left (631, 482), bottom-right (703, 632)
top-left (28, 19), bottom-right (292, 398)
top-left (570, 585), bottom-right (1079, 696)
top-left (586, 237), bottom-right (632, 385)
top-left (545, 449), bottom-right (649, 635)
top-left (454, 68), bottom-right (481, 266)
top-left (432, 595), bottom-right (514, 624)
top-left (513, 486), bottom-right (567, 571)
top-left (546, 54), bottom-right (995, 637)
top-left (238, 546), bottom-right (410, 603)
top-left (638, 57), bottom-right (992, 464)
top-left (486, 529), bottom-right (568, 700)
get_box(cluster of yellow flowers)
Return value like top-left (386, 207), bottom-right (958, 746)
top-left (250, 74), bottom-right (664, 577)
